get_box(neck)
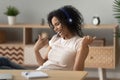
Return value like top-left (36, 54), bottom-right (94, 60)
top-left (63, 33), bottom-right (75, 40)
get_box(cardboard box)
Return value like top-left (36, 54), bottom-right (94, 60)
top-left (90, 38), bottom-right (105, 46)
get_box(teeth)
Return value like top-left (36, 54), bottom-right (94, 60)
top-left (57, 32), bottom-right (61, 34)
top-left (57, 32), bottom-right (61, 36)
top-left (57, 32), bottom-right (59, 35)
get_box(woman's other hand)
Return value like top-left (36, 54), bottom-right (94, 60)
top-left (34, 34), bottom-right (48, 52)
top-left (81, 35), bottom-right (96, 46)
top-left (73, 36), bottom-right (96, 71)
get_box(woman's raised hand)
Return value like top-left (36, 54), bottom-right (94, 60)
top-left (81, 35), bottom-right (96, 46)
top-left (33, 34), bottom-right (48, 52)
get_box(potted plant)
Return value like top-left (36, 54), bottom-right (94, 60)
top-left (4, 5), bottom-right (20, 25)
top-left (113, 0), bottom-right (120, 38)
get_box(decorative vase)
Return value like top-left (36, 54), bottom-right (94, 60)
top-left (8, 16), bottom-right (16, 25)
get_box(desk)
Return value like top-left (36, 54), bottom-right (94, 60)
top-left (0, 70), bottom-right (87, 80)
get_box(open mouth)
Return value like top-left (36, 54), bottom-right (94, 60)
top-left (57, 31), bottom-right (62, 35)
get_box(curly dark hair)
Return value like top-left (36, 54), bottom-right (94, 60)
top-left (47, 5), bottom-right (84, 37)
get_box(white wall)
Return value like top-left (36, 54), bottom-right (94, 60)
top-left (0, 0), bottom-right (117, 24)
top-left (0, 0), bottom-right (120, 79)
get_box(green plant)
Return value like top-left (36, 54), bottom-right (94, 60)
top-left (113, 0), bottom-right (120, 37)
top-left (4, 6), bottom-right (20, 16)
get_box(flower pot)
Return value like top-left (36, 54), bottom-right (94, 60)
top-left (8, 16), bottom-right (16, 25)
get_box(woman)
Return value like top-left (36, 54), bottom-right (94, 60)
top-left (34, 5), bottom-right (95, 71)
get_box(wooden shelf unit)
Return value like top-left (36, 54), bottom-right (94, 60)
top-left (0, 24), bottom-right (118, 80)
top-left (0, 24), bottom-right (119, 69)
top-left (0, 24), bottom-right (49, 64)
top-left (83, 24), bottom-right (119, 69)
top-left (83, 24), bottom-right (119, 80)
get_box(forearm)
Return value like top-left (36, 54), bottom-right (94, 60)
top-left (73, 62), bottom-right (84, 71)
top-left (33, 36), bottom-right (49, 65)
top-left (34, 50), bottom-right (46, 65)
top-left (73, 45), bottom-right (89, 71)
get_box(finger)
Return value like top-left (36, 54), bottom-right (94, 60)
top-left (93, 36), bottom-right (96, 40)
top-left (86, 36), bottom-right (96, 40)
top-left (41, 32), bottom-right (48, 39)
top-left (86, 35), bottom-right (91, 40)
top-left (38, 35), bottom-right (43, 40)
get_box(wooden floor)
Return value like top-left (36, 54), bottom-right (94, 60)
top-left (85, 78), bottom-right (120, 80)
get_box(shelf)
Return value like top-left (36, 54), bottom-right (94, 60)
top-left (89, 46), bottom-right (113, 48)
top-left (0, 23), bottom-right (49, 28)
top-left (84, 24), bottom-right (118, 29)
top-left (0, 42), bottom-right (23, 46)
top-left (84, 24), bottom-right (119, 69)
top-left (0, 24), bottom-right (118, 69)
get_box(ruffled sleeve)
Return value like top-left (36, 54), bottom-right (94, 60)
top-left (75, 37), bottom-right (83, 51)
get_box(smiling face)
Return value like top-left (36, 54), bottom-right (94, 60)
top-left (51, 16), bottom-right (74, 39)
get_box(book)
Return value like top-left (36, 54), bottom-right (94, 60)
top-left (21, 71), bottom-right (48, 79)
top-left (0, 73), bottom-right (13, 80)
